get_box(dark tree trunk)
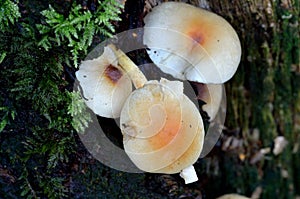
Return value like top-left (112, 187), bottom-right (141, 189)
top-left (188, 0), bottom-right (299, 198)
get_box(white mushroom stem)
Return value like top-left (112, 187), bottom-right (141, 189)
top-left (179, 165), bottom-right (198, 184)
top-left (108, 44), bottom-right (147, 89)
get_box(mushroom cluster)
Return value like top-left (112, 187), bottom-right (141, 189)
top-left (76, 2), bottom-right (241, 184)
top-left (76, 44), bottom-right (204, 183)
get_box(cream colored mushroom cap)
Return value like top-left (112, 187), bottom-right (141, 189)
top-left (216, 194), bottom-right (251, 199)
top-left (143, 2), bottom-right (241, 84)
top-left (76, 46), bottom-right (132, 118)
top-left (120, 78), bottom-right (204, 173)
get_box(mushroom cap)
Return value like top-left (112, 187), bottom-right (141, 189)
top-left (195, 83), bottom-right (223, 121)
top-left (120, 78), bottom-right (204, 173)
top-left (76, 46), bottom-right (132, 118)
top-left (143, 2), bottom-right (241, 84)
top-left (216, 194), bottom-right (251, 199)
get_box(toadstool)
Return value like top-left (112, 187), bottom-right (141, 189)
top-left (76, 46), bottom-right (132, 118)
top-left (107, 45), bottom-right (204, 184)
top-left (143, 2), bottom-right (241, 84)
top-left (120, 78), bottom-right (204, 183)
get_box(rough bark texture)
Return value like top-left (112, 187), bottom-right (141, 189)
top-left (193, 0), bottom-right (299, 198)
top-left (146, 0), bottom-right (299, 198)
top-left (140, 0), bottom-right (299, 198)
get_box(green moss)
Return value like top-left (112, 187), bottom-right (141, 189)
top-left (0, 1), bottom-right (123, 198)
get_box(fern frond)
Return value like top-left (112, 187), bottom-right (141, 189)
top-left (36, 0), bottom-right (122, 68)
top-left (67, 91), bottom-right (91, 133)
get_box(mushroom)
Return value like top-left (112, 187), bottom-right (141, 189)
top-left (143, 2), bottom-right (241, 84)
top-left (120, 78), bottom-right (204, 183)
top-left (107, 45), bottom-right (204, 184)
top-left (216, 194), bottom-right (251, 199)
top-left (76, 46), bottom-right (132, 118)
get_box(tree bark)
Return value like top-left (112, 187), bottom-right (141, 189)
top-left (134, 0), bottom-right (299, 197)
top-left (195, 0), bottom-right (299, 198)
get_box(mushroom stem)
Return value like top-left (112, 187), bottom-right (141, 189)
top-left (108, 44), bottom-right (147, 89)
top-left (179, 165), bottom-right (198, 184)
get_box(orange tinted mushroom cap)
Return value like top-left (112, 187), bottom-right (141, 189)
top-left (143, 2), bottom-right (241, 84)
top-left (120, 79), bottom-right (204, 174)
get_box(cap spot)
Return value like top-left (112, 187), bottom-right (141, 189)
top-left (188, 31), bottom-right (205, 45)
top-left (104, 64), bottom-right (123, 84)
